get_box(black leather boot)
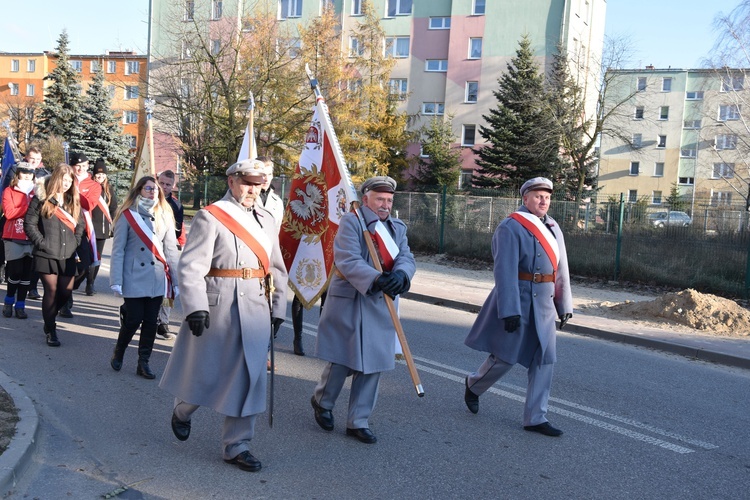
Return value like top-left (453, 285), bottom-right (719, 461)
top-left (44, 325), bottom-right (60, 347)
top-left (136, 335), bottom-right (156, 379)
top-left (111, 342), bottom-right (126, 371)
top-left (137, 358), bottom-right (155, 379)
top-left (293, 330), bottom-right (305, 356)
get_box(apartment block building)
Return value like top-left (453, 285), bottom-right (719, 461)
top-left (150, 0), bottom-right (606, 183)
top-left (598, 67), bottom-right (749, 211)
top-left (0, 51), bottom-right (147, 162)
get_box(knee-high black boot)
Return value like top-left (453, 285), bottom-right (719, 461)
top-left (291, 297), bottom-right (305, 356)
top-left (86, 265), bottom-right (98, 295)
top-left (111, 325), bottom-right (136, 371)
top-left (136, 330), bottom-right (157, 379)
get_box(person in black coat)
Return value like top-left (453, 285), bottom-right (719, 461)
top-left (23, 164), bottom-right (85, 347)
top-left (86, 159), bottom-right (117, 295)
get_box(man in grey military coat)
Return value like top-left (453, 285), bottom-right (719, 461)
top-left (463, 177), bottom-right (573, 437)
top-left (310, 175), bottom-right (416, 444)
top-left (159, 158), bottom-right (288, 472)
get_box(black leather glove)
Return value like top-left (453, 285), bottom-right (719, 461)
top-left (389, 270), bottom-right (410, 296)
top-left (373, 272), bottom-right (392, 293)
top-left (559, 313), bottom-right (572, 330)
top-left (272, 317), bottom-right (284, 337)
top-left (503, 315), bottom-right (521, 333)
top-left (186, 310), bottom-right (210, 337)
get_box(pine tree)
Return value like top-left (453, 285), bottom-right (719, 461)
top-left (74, 67), bottom-right (132, 168)
top-left (37, 30), bottom-right (84, 142)
top-left (472, 35), bottom-right (562, 190)
top-left (414, 116), bottom-right (462, 191)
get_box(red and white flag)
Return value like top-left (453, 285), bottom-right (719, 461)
top-left (279, 96), bottom-right (353, 309)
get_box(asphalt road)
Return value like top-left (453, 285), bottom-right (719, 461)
top-left (0, 263), bottom-right (749, 498)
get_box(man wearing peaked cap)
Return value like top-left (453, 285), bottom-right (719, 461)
top-left (160, 154), bottom-right (287, 472)
top-left (360, 175), bottom-right (396, 195)
top-left (463, 176), bottom-right (572, 437)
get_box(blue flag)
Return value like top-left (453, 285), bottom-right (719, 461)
top-left (1, 138), bottom-right (16, 192)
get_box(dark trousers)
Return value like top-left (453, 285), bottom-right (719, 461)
top-left (115, 296), bottom-right (163, 362)
top-left (5, 256), bottom-right (33, 303)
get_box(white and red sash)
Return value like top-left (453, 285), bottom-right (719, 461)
top-left (371, 220), bottom-right (399, 271)
top-left (204, 200), bottom-right (272, 274)
top-left (123, 209), bottom-right (174, 299)
top-left (82, 209), bottom-right (99, 265)
top-left (53, 206), bottom-right (77, 232)
top-left (509, 211), bottom-right (560, 271)
top-left (96, 195), bottom-right (113, 224)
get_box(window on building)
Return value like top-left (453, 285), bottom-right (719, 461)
top-left (629, 161), bottom-right (639, 175)
top-left (469, 38), bottom-right (482, 59)
top-left (349, 37), bottom-right (363, 57)
top-left (125, 135), bottom-right (137, 149)
top-left (680, 148), bottom-right (696, 158)
top-left (462, 124), bottom-right (476, 146)
top-left (678, 177), bottom-right (694, 185)
top-left (385, 37), bottom-right (410, 58)
top-left (683, 119), bottom-right (701, 129)
top-left (26, 84), bottom-right (35, 97)
top-left (125, 61), bottom-right (140, 75)
top-left (637, 77), bottom-right (646, 91)
top-left (721, 75), bottom-right (744, 92)
top-left (107, 60), bottom-right (116, 73)
top-left (419, 144), bottom-right (428, 157)
top-left (182, 42), bottom-right (193, 59)
top-left (211, 39), bottom-right (221, 55)
top-left (662, 77), bottom-right (672, 92)
top-left (713, 162), bottom-right (735, 179)
top-left (124, 111), bottom-right (138, 124)
top-left (90, 60), bottom-right (100, 73)
top-left (212, 0), bottom-right (223, 19)
top-left (634, 106), bottom-right (644, 119)
top-left (180, 79), bottom-right (191, 98)
top-left (659, 106), bottom-right (669, 120)
top-left (718, 104), bottom-right (741, 121)
top-left (280, 0), bottom-right (303, 19)
top-left (388, 78), bottom-right (408, 99)
top-left (686, 90), bottom-right (704, 100)
top-left (108, 85), bottom-right (116, 98)
top-left (654, 162), bottom-right (664, 177)
top-left (352, 0), bottom-right (362, 15)
top-left (185, 0), bottom-right (195, 20)
top-left (10, 59), bottom-right (19, 72)
top-left (711, 191), bottom-right (733, 206)
top-left (27, 59), bottom-right (36, 72)
top-left (422, 102), bottom-right (445, 115)
top-left (657, 135), bottom-right (667, 148)
top-left (9, 83), bottom-right (18, 96)
top-left (125, 85), bottom-right (139, 100)
top-left (473, 0), bottom-right (486, 15)
top-left (652, 191), bottom-right (662, 205)
top-left (429, 17), bottom-right (451, 29)
top-left (288, 38), bottom-right (301, 57)
top-left (466, 81), bottom-right (478, 103)
top-left (70, 60), bottom-right (83, 72)
top-left (632, 133), bottom-right (642, 148)
top-left (386, 0), bottom-right (412, 16)
top-left (426, 59), bottom-right (448, 72)
top-left (347, 79), bottom-right (362, 94)
top-left (716, 134), bottom-right (738, 150)
top-left (628, 190), bottom-right (638, 203)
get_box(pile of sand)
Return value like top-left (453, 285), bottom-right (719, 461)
top-left (604, 289), bottom-right (750, 336)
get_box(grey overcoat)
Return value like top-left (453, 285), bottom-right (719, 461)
top-left (109, 206), bottom-right (179, 298)
top-left (257, 188), bottom-right (284, 230)
top-left (464, 206), bottom-right (573, 367)
top-left (159, 192), bottom-right (288, 417)
top-left (315, 206), bottom-right (416, 374)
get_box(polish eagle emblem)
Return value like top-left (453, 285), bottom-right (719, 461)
top-left (289, 183), bottom-right (325, 223)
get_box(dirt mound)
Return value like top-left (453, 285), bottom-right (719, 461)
top-left (607, 289), bottom-right (750, 336)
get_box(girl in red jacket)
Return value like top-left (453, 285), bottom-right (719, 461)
top-left (2, 165), bottom-right (36, 318)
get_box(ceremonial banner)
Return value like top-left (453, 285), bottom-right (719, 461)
top-left (130, 99), bottom-right (156, 188)
top-left (236, 122), bottom-right (258, 161)
top-left (278, 98), bottom-right (352, 309)
top-left (0, 137), bottom-right (16, 191)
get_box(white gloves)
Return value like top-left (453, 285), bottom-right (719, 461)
top-left (111, 284), bottom-right (123, 295)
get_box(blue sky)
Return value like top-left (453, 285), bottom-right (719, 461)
top-left (0, 0), bottom-right (743, 68)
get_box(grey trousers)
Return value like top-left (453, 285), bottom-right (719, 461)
top-left (466, 348), bottom-right (554, 426)
top-left (174, 399), bottom-right (257, 460)
top-left (313, 362), bottom-right (381, 429)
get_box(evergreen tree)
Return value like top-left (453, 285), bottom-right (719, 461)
top-left (74, 67), bottom-right (132, 168)
top-left (414, 116), bottom-right (462, 191)
top-left (37, 30), bottom-right (84, 142)
top-left (472, 35), bottom-right (561, 190)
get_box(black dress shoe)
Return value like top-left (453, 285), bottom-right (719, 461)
top-left (224, 451), bottom-right (261, 472)
top-left (524, 422), bottom-right (563, 437)
top-left (311, 396), bottom-right (334, 431)
top-left (464, 377), bottom-right (479, 414)
top-left (345, 427), bottom-right (377, 444)
top-left (44, 327), bottom-right (60, 347)
top-left (85, 283), bottom-right (95, 296)
top-left (171, 413), bottom-right (191, 441)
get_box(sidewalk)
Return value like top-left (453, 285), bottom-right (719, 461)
top-left (2, 258), bottom-right (750, 495)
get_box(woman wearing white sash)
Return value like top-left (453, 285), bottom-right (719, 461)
top-left (109, 177), bottom-right (179, 379)
top-left (23, 165), bottom-right (85, 347)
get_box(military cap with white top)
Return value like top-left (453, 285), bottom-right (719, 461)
top-left (520, 177), bottom-right (553, 196)
top-left (225, 158), bottom-right (266, 182)
top-left (361, 175), bottom-right (397, 195)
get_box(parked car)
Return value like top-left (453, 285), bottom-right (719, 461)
top-left (648, 211), bottom-right (692, 227)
